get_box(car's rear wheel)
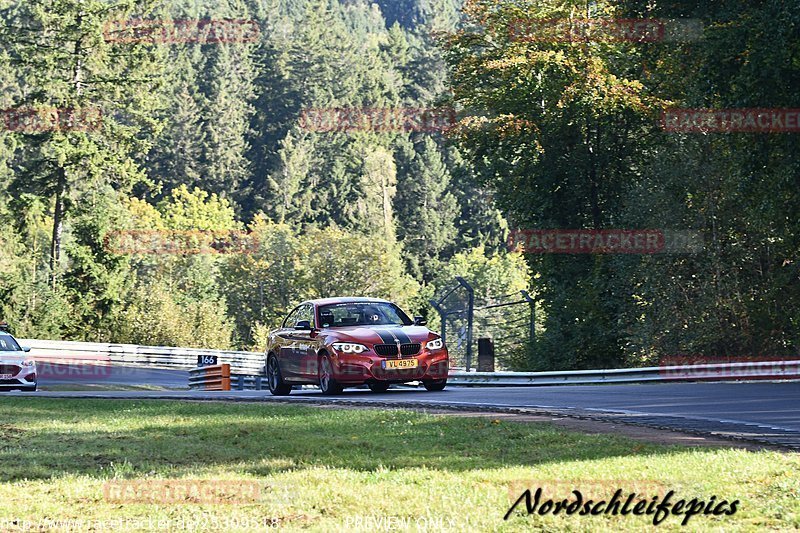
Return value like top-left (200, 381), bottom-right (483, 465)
top-left (267, 355), bottom-right (292, 396)
top-left (319, 355), bottom-right (343, 395)
top-left (368, 382), bottom-right (390, 393)
top-left (423, 379), bottom-right (447, 392)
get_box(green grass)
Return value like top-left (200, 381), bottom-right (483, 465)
top-left (0, 399), bottom-right (797, 532)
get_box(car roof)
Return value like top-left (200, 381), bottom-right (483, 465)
top-left (305, 297), bottom-right (392, 307)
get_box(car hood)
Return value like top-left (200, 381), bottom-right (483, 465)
top-left (326, 325), bottom-right (434, 345)
top-left (0, 353), bottom-right (31, 365)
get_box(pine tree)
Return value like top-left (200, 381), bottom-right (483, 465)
top-left (1, 0), bottom-right (165, 289)
top-left (147, 51), bottom-right (207, 192)
top-left (395, 136), bottom-right (458, 280)
top-left (267, 128), bottom-right (316, 224)
top-left (201, 42), bottom-right (257, 201)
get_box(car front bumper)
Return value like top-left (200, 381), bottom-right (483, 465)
top-left (0, 363), bottom-right (37, 390)
top-left (331, 349), bottom-right (450, 384)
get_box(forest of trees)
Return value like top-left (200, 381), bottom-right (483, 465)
top-left (0, 0), bottom-right (797, 370)
top-left (446, 0), bottom-right (799, 368)
top-left (0, 0), bottom-right (518, 358)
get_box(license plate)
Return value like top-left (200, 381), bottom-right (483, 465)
top-left (0, 374), bottom-right (12, 379)
top-left (382, 359), bottom-right (418, 370)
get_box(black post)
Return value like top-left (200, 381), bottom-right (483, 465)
top-left (521, 290), bottom-right (535, 344)
top-left (478, 338), bottom-right (495, 372)
top-left (456, 277), bottom-right (474, 372)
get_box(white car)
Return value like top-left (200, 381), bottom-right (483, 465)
top-left (0, 326), bottom-right (37, 392)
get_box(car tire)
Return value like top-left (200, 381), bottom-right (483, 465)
top-left (267, 355), bottom-right (292, 396)
top-left (368, 382), bottom-right (390, 393)
top-left (423, 379), bottom-right (447, 392)
top-left (319, 355), bottom-right (343, 395)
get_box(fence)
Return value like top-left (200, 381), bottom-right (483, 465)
top-left (429, 277), bottom-right (535, 371)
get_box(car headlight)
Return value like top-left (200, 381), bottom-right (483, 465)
top-left (21, 360), bottom-right (35, 367)
top-left (426, 338), bottom-right (444, 351)
top-left (332, 342), bottom-right (368, 354)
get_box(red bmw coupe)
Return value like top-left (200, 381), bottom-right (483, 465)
top-left (265, 297), bottom-right (450, 395)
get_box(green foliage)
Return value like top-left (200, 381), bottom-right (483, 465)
top-left (446, 0), bottom-right (800, 368)
top-left (115, 282), bottom-right (234, 349)
top-left (0, 0), bottom-right (557, 358)
top-left (221, 219), bottom-right (420, 349)
top-left (395, 136), bottom-right (459, 280)
top-left (431, 246), bottom-right (531, 369)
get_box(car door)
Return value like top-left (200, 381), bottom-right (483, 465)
top-left (275, 306), bottom-right (302, 378)
top-left (294, 304), bottom-right (321, 380)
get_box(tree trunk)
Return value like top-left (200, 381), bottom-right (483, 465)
top-left (50, 6), bottom-right (84, 289)
top-left (49, 167), bottom-right (66, 289)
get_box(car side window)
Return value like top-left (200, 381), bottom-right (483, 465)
top-left (298, 304), bottom-right (315, 328)
top-left (282, 307), bottom-right (301, 329)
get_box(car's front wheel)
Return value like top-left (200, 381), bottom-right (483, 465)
top-left (319, 355), bottom-right (343, 395)
top-left (423, 379), bottom-right (447, 392)
top-left (267, 355), bottom-right (292, 396)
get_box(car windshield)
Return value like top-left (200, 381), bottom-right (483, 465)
top-left (0, 334), bottom-right (21, 352)
top-left (318, 302), bottom-right (412, 328)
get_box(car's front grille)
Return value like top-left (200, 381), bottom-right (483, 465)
top-left (400, 343), bottom-right (421, 356)
top-left (0, 364), bottom-right (20, 376)
top-left (374, 344), bottom-right (398, 357)
top-left (374, 344), bottom-right (421, 357)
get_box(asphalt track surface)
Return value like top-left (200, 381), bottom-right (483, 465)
top-left (9, 368), bottom-right (800, 449)
top-left (36, 363), bottom-right (189, 388)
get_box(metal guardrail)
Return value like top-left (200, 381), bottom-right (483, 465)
top-left (20, 339), bottom-right (264, 375)
top-left (448, 360), bottom-right (800, 386)
top-left (18, 339), bottom-right (800, 387)
top-left (189, 364), bottom-right (231, 391)
top-left (231, 374), bottom-right (265, 391)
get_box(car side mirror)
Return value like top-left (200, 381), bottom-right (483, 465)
top-left (294, 320), bottom-right (313, 331)
top-left (22, 347), bottom-right (31, 353)
top-left (414, 316), bottom-right (427, 326)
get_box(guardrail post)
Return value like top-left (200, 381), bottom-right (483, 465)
top-left (255, 376), bottom-right (262, 390)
